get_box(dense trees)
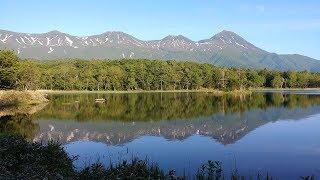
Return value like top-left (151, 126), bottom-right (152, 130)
top-left (0, 51), bottom-right (19, 89)
top-left (1, 50), bottom-right (320, 91)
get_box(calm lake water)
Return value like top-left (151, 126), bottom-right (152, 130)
top-left (2, 92), bottom-right (320, 179)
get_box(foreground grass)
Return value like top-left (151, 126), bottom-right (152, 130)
top-left (0, 90), bottom-right (48, 107)
top-left (0, 135), bottom-right (75, 179)
top-left (0, 135), bottom-right (316, 180)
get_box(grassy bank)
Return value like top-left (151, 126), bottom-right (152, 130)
top-left (39, 89), bottom-right (224, 94)
top-left (0, 90), bottom-right (48, 107)
top-left (0, 135), bottom-right (315, 179)
top-left (254, 88), bottom-right (320, 92)
top-left (39, 88), bottom-right (253, 96)
top-left (257, 88), bottom-right (320, 90)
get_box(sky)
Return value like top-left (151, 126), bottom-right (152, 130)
top-left (1, 0), bottom-right (319, 59)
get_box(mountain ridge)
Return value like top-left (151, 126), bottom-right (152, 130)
top-left (0, 29), bottom-right (319, 72)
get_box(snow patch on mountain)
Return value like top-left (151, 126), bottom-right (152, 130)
top-left (0, 34), bottom-right (12, 43)
top-left (48, 47), bottom-right (54, 53)
top-left (0, 29), bottom-right (265, 59)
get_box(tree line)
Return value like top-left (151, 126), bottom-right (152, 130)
top-left (1, 50), bottom-right (320, 91)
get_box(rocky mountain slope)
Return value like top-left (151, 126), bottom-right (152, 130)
top-left (1, 29), bottom-right (319, 71)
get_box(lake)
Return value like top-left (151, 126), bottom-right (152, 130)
top-left (1, 92), bottom-right (320, 179)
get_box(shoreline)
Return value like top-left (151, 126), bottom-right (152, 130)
top-left (254, 88), bottom-right (320, 90)
top-left (38, 89), bottom-right (225, 94)
top-left (37, 88), bottom-right (320, 95)
top-left (2, 88), bottom-right (320, 107)
top-left (254, 88), bottom-right (320, 93)
top-left (38, 89), bottom-right (254, 96)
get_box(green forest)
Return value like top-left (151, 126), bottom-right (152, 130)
top-left (1, 50), bottom-right (320, 91)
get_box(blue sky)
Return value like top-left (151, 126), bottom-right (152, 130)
top-left (1, 0), bottom-right (319, 59)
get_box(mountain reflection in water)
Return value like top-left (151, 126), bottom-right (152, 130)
top-left (2, 92), bottom-right (320, 145)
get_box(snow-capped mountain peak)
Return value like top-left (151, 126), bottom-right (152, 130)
top-left (0, 29), bottom-right (319, 72)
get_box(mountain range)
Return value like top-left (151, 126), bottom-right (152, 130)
top-left (0, 29), bottom-right (319, 72)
